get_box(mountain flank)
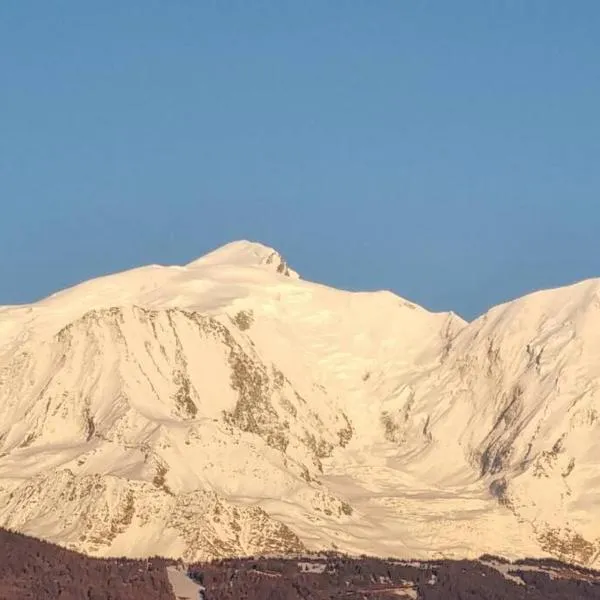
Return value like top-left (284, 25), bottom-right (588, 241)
top-left (1, 241), bottom-right (599, 566)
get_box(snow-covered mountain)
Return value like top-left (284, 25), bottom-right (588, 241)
top-left (0, 240), bottom-right (599, 566)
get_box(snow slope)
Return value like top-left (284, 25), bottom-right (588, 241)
top-left (0, 240), bottom-right (599, 565)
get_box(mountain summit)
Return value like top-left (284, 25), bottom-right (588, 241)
top-left (0, 244), bottom-right (599, 566)
top-left (186, 240), bottom-right (299, 278)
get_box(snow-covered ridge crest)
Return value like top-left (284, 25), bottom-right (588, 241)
top-left (186, 240), bottom-right (300, 279)
top-left (1, 241), bottom-right (600, 567)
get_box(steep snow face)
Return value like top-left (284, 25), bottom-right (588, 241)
top-left (0, 241), bottom-right (599, 566)
top-left (0, 302), bottom-right (353, 559)
top-left (375, 278), bottom-right (600, 564)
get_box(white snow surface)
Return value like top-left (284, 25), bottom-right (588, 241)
top-left (1, 240), bottom-right (600, 566)
top-left (166, 565), bottom-right (203, 599)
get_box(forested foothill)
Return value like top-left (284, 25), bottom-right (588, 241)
top-left (2, 528), bottom-right (600, 599)
top-left (190, 553), bottom-right (600, 599)
top-left (0, 529), bottom-right (172, 600)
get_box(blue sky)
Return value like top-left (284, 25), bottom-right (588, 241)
top-left (1, 2), bottom-right (598, 319)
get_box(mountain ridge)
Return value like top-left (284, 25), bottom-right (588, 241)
top-left (1, 240), bottom-right (599, 566)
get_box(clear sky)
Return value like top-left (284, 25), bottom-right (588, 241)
top-left (1, 2), bottom-right (598, 319)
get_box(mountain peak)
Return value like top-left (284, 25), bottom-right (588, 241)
top-left (187, 240), bottom-right (299, 278)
